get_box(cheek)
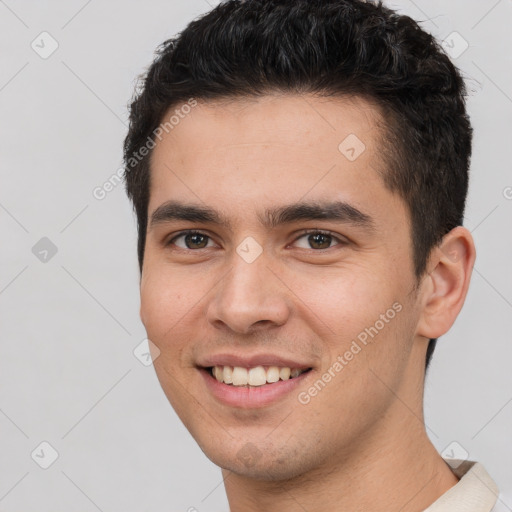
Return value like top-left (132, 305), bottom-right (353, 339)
top-left (139, 267), bottom-right (197, 346)
top-left (140, 270), bottom-right (200, 403)
top-left (292, 266), bottom-right (399, 337)
top-left (309, 269), bottom-right (415, 385)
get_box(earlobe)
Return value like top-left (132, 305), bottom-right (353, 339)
top-left (416, 226), bottom-right (476, 339)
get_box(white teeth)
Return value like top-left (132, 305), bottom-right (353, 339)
top-left (232, 367), bottom-right (248, 386)
top-left (213, 366), bottom-right (224, 382)
top-left (248, 366), bottom-right (267, 386)
top-left (223, 366), bottom-right (233, 384)
top-left (266, 366), bottom-right (280, 383)
top-left (279, 367), bottom-right (291, 380)
top-left (210, 365), bottom-right (308, 386)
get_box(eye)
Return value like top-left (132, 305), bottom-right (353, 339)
top-left (292, 230), bottom-right (344, 250)
top-left (166, 229), bottom-right (346, 251)
top-left (167, 230), bottom-right (216, 250)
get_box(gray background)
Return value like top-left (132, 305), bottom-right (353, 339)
top-left (0, 0), bottom-right (511, 510)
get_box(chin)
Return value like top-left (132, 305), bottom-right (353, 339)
top-left (197, 434), bottom-right (323, 482)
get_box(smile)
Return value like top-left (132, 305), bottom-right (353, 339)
top-left (209, 365), bottom-right (310, 387)
top-left (199, 364), bottom-right (313, 408)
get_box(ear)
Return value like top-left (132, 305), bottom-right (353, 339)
top-left (416, 226), bottom-right (476, 339)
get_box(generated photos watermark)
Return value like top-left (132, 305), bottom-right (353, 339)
top-left (93, 97), bottom-right (198, 201)
top-left (298, 301), bottom-right (403, 405)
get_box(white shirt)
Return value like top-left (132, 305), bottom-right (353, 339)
top-left (424, 459), bottom-right (509, 512)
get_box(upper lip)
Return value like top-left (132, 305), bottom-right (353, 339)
top-left (197, 353), bottom-right (313, 369)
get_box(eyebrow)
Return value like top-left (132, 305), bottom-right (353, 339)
top-left (148, 200), bottom-right (375, 232)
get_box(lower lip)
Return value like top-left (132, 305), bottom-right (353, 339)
top-left (199, 368), bottom-right (312, 408)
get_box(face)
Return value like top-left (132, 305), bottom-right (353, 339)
top-left (140, 93), bottom-right (427, 480)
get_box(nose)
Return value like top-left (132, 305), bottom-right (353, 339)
top-left (206, 249), bottom-right (291, 335)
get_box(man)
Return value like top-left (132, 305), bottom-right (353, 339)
top-left (123, 0), bottom-right (504, 510)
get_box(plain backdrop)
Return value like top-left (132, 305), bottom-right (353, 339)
top-left (0, 1), bottom-right (511, 510)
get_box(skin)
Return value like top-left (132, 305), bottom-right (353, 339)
top-left (140, 93), bottom-right (476, 512)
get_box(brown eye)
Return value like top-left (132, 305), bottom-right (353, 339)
top-left (293, 230), bottom-right (343, 250)
top-left (308, 232), bottom-right (332, 249)
top-left (168, 231), bottom-right (214, 250)
top-left (185, 233), bottom-right (209, 249)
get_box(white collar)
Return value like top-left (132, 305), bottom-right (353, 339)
top-left (423, 459), bottom-right (500, 512)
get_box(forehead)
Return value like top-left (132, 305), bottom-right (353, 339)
top-left (148, 93), bottom-right (400, 229)
top-left (153, 93), bottom-right (384, 161)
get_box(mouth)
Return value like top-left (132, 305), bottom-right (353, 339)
top-left (207, 365), bottom-right (312, 387)
top-left (197, 363), bottom-right (314, 408)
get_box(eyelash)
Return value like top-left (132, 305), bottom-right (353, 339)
top-left (166, 229), bottom-right (346, 251)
